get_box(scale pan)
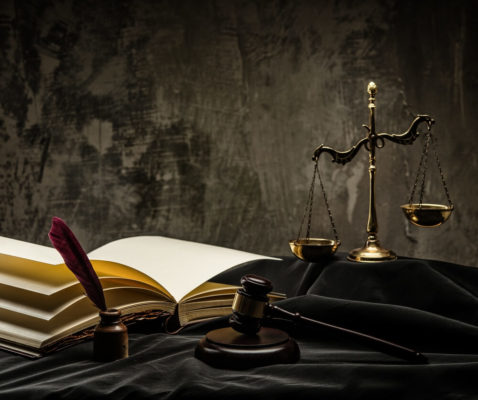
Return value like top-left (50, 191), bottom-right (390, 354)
top-left (400, 203), bottom-right (453, 227)
top-left (289, 238), bottom-right (340, 262)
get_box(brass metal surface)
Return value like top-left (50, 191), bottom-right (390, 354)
top-left (347, 239), bottom-right (397, 262)
top-left (231, 292), bottom-right (266, 319)
top-left (289, 238), bottom-right (340, 262)
top-left (400, 203), bottom-right (453, 227)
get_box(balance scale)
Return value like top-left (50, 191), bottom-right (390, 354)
top-left (289, 82), bottom-right (454, 263)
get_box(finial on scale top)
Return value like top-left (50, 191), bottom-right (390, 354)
top-left (367, 81), bottom-right (377, 96)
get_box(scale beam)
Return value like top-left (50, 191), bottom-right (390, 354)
top-left (378, 115), bottom-right (434, 145)
top-left (313, 117), bottom-right (434, 164)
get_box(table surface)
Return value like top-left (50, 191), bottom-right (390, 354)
top-left (1, 254), bottom-right (478, 399)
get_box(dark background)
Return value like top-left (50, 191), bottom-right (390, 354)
top-left (0, 0), bottom-right (476, 266)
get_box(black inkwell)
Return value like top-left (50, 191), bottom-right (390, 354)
top-left (94, 309), bottom-right (128, 361)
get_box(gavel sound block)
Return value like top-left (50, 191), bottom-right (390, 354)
top-left (195, 275), bottom-right (300, 369)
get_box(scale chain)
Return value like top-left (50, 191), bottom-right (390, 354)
top-left (305, 161), bottom-right (318, 240)
top-left (431, 134), bottom-right (454, 207)
top-left (317, 162), bottom-right (339, 242)
top-left (296, 160), bottom-right (318, 241)
top-left (418, 132), bottom-right (431, 206)
top-left (296, 159), bottom-right (339, 243)
top-left (408, 129), bottom-right (431, 206)
top-left (408, 128), bottom-right (453, 208)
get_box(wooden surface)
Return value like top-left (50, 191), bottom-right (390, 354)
top-left (195, 327), bottom-right (300, 369)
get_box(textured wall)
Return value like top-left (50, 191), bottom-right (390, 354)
top-left (0, 0), bottom-right (477, 266)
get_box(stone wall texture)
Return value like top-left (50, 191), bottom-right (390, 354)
top-left (0, 0), bottom-right (477, 266)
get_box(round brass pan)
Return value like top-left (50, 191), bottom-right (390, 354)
top-left (400, 203), bottom-right (453, 227)
top-left (289, 238), bottom-right (340, 262)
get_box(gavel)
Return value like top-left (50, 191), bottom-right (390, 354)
top-left (229, 274), bottom-right (427, 364)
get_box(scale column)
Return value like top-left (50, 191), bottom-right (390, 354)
top-left (367, 82), bottom-right (378, 238)
top-left (347, 82), bottom-right (397, 262)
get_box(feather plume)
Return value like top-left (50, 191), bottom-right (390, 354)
top-left (48, 217), bottom-right (107, 311)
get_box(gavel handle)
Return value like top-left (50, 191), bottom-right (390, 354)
top-left (266, 304), bottom-right (427, 364)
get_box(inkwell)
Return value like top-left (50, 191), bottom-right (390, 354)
top-left (94, 309), bottom-right (128, 361)
top-left (48, 217), bottom-right (128, 361)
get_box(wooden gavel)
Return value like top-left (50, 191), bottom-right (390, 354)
top-left (229, 274), bottom-right (427, 364)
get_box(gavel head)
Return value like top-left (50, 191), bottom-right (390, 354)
top-left (229, 274), bottom-right (273, 335)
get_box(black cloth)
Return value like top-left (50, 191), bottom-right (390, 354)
top-left (1, 254), bottom-right (478, 399)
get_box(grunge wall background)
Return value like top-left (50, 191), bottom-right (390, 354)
top-left (0, 0), bottom-right (477, 266)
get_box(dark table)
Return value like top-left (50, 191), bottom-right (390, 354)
top-left (1, 254), bottom-right (478, 399)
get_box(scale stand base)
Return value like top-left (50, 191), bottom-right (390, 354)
top-left (195, 327), bottom-right (300, 369)
top-left (347, 238), bottom-right (397, 263)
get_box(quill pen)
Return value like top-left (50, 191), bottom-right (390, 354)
top-left (48, 217), bottom-right (107, 311)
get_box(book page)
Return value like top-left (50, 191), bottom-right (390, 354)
top-left (0, 236), bottom-right (62, 265)
top-left (0, 254), bottom-right (78, 294)
top-left (87, 236), bottom-right (279, 302)
top-left (0, 253), bottom-right (170, 298)
top-left (0, 237), bottom-right (170, 298)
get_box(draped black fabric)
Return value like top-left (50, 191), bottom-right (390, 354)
top-left (1, 254), bottom-right (478, 399)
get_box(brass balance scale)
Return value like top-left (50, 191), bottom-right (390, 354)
top-left (290, 82), bottom-right (454, 263)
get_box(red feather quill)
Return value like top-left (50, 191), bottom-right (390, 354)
top-left (48, 217), bottom-right (107, 311)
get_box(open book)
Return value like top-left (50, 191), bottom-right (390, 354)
top-left (0, 235), bottom-right (281, 357)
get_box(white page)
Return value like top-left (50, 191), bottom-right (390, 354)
top-left (87, 236), bottom-right (279, 301)
top-left (0, 236), bottom-right (62, 265)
